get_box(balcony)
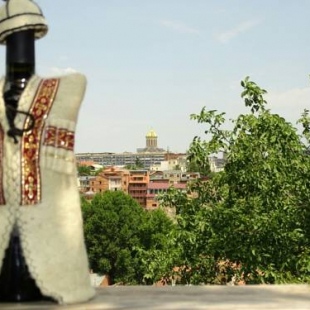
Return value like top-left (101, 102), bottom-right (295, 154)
top-left (129, 193), bottom-right (147, 198)
top-left (128, 186), bottom-right (147, 191)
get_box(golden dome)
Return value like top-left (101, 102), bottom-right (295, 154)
top-left (146, 129), bottom-right (157, 138)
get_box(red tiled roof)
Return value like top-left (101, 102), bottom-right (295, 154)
top-left (147, 182), bottom-right (186, 190)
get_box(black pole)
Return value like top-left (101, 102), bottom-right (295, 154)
top-left (4, 30), bottom-right (36, 143)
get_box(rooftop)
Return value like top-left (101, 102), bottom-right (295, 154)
top-left (148, 182), bottom-right (187, 190)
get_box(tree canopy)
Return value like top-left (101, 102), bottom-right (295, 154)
top-left (77, 165), bottom-right (92, 176)
top-left (81, 191), bottom-right (174, 284)
top-left (158, 77), bottom-right (310, 284)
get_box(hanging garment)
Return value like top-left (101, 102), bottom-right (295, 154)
top-left (0, 73), bottom-right (95, 304)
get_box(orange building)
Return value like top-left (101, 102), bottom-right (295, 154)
top-left (85, 166), bottom-right (195, 210)
top-left (89, 167), bottom-right (129, 194)
top-left (87, 168), bottom-right (150, 208)
top-left (77, 160), bottom-right (95, 167)
top-left (127, 170), bottom-right (150, 208)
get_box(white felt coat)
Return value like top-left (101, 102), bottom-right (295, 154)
top-left (0, 73), bottom-right (95, 304)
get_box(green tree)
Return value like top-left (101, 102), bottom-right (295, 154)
top-left (159, 76), bottom-right (310, 284)
top-left (136, 208), bottom-right (177, 284)
top-left (77, 165), bottom-right (92, 176)
top-left (124, 157), bottom-right (145, 170)
top-left (186, 151), bottom-right (211, 176)
top-left (82, 192), bottom-right (175, 284)
top-left (158, 186), bottom-right (220, 285)
top-left (82, 191), bottom-right (146, 284)
top-left (94, 167), bottom-right (105, 176)
top-left (209, 78), bottom-right (310, 283)
top-left (135, 157), bottom-right (144, 169)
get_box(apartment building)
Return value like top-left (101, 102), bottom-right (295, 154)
top-left (89, 167), bottom-right (129, 194)
top-left (146, 181), bottom-right (187, 209)
top-left (76, 152), bottom-right (167, 170)
top-left (78, 176), bottom-right (96, 193)
top-left (127, 170), bottom-right (150, 208)
top-left (150, 155), bottom-right (187, 172)
top-left (162, 170), bottom-right (200, 184)
top-left (85, 168), bottom-right (150, 208)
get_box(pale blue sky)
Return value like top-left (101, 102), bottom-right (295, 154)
top-left (1, 0), bottom-right (310, 153)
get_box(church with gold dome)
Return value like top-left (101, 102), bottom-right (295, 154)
top-left (136, 129), bottom-right (166, 153)
top-left (76, 129), bottom-right (171, 169)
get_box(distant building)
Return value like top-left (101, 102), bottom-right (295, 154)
top-left (78, 176), bottom-right (96, 193)
top-left (76, 152), bottom-right (166, 170)
top-left (150, 154), bottom-right (187, 172)
top-left (128, 170), bottom-right (150, 208)
top-left (149, 170), bottom-right (164, 181)
top-left (85, 167), bottom-right (150, 208)
top-left (76, 129), bottom-right (173, 169)
top-left (76, 129), bottom-right (215, 208)
top-left (180, 172), bottom-right (200, 182)
top-left (162, 170), bottom-right (200, 184)
top-left (137, 129), bottom-right (165, 153)
top-left (88, 167), bottom-right (129, 194)
top-left (146, 181), bottom-right (187, 209)
top-left (209, 156), bottom-right (225, 172)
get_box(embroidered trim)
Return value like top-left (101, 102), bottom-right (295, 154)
top-left (43, 126), bottom-right (75, 151)
top-left (0, 125), bottom-right (5, 205)
top-left (21, 79), bottom-right (59, 205)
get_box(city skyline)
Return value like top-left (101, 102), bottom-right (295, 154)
top-left (0, 1), bottom-right (309, 153)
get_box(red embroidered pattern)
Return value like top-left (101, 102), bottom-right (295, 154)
top-left (21, 79), bottom-right (59, 205)
top-left (0, 125), bottom-right (5, 205)
top-left (43, 126), bottom-right (75, 151)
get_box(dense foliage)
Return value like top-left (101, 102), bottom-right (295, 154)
top-left (81, 192), bottom-right (174, 284)
top-left (77, 165), bottom-right (92, 176)
top-left (158, 77), bottom-right (310, 284)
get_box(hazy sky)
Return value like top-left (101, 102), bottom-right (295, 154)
top-left (1, 0), bottom-right (310, 153)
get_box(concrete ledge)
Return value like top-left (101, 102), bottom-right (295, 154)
top-left (0, 285), bottom-right (310, 310)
